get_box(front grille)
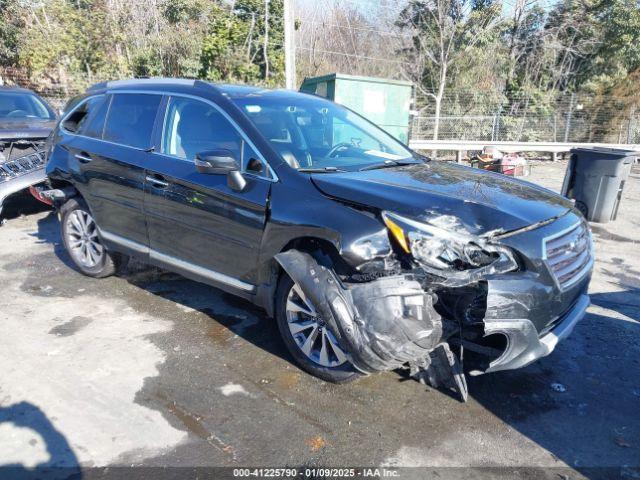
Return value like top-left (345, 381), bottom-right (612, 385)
top-left (544, 222), bottom-right (593, 290)
top-left (0, 150), bottom-right (46, 183)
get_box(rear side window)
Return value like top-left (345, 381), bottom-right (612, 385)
top-left (62, 95), bottom-right (106, 135)
top-left (78, 95), bottom-right (110, 138)
top-left (103, 94), bottom-right (161, 149)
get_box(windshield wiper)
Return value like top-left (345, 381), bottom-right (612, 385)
top-left (358, 160), bottom-right (420, 171)
top-left (298, 166), bottom-right (346, 173)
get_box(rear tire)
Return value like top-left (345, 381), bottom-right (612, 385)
top-left (275, 274), bottom-right (361, 383)
top-left (60, 198), bottom-right (126, 278)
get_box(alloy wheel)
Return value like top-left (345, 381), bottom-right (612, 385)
top-left (285, 283), bottom-right (348, 368)
top-left (65, 210), bottom-right (104, 268)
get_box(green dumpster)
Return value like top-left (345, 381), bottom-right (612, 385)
top-left (299, 73), bottom-right (413, 144)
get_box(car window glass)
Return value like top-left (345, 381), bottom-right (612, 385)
top-left (0, 92), bottom-right (53, 120)
top-left (62, 96), bottom-right (101, 134)
top-left (332, 117), bottom-right (379, 150)
top-left (296, 112), bottom-right (327, 150)
top-left (235, 97), bottom-right (414, 171)
top-left (77, 95), bottom-right (110, 138)
top-left (103, 94), bottom-right (161, 149)
top-left (162, 96), bottom-right (268, 177)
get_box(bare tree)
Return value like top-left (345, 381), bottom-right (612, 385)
top-left (296, 0), bottom-right (408, 81)
top-left (397, 0), bottom-right (502, 141)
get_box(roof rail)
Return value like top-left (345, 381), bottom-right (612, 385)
top-left (84, 78), bottom-right (224, 94)
top-left (87, 81), bottom-right (108, 92)
top-left (194, 80), bottom-right (219, 93)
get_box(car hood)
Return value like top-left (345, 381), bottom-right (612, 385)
top-left (311, 162), bottom-right (574, 236)
top-left (0, 118), bottom-right (55, 140)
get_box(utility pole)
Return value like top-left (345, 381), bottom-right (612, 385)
top-left (627, 106), bottom-right (636, 144)
top-left (284, 0), bottom-right (296, 89)
top-left (564, 92), bottom-right (575, 143)
top-left (263, 0), bottom-right (270, 80)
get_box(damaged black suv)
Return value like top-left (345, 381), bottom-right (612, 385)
top-left (44, 79), bottom-right (593, 399)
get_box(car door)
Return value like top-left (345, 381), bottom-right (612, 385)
top-left (78, 92), bottom-right (162, 253)
top-left (58, 93), bottom-right (112, 211)
top-left (144, 95), bottom-right (273, 292)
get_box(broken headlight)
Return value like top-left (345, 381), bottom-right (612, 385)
top-left (382, 211), bottom-right (517, 272)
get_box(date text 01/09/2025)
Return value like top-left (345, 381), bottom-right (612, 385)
top-left (232, 468), bottom-right (400, 478)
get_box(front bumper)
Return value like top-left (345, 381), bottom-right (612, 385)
top-left (0, 150), bottom-right (47, 216)
top-left (482, 293), bottom-right (590, 373)
top-left (0, 168), bottom-right (46, 216)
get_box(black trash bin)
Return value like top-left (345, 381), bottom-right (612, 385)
top-left (561, 147), bottom-right (636, 223)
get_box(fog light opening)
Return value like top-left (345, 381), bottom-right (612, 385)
top-left (463, 332), bottom-right (509, 374)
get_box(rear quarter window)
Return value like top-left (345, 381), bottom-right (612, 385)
top-left (62, 95), bottom-right (107, 135)
top-left (103, 94), bottom-right (161, 149)
top-left (80, 95), bottom-right (110, 139)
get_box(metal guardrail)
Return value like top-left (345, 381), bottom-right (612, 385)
top-left (408, 140), bottom-right (640, 162)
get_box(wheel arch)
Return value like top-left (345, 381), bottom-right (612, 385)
top-left (255, 235), bottom-right (354, 318)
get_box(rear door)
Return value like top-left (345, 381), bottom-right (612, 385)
top-left (144, 95), bottom-right (273, 291)
top-left (81, 93), bottom-right (162, 252)
top-left (58, 93), bottom-right (111, 205)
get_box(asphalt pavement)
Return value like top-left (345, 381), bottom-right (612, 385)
top-left (0, 160), bottom-right (638, 479)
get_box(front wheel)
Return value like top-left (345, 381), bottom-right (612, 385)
top-left (60, 198), bottom-right (126, 278)
top-left (275, 274), bottom-right (361, 383)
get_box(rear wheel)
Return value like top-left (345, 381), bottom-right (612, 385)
top-left (275, 274), bottom-right (361, 383)
top-left (60, 198), bottom-right (126, 278)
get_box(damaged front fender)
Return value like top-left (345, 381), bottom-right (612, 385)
top-left (275, 250), bottom-right (444, 374)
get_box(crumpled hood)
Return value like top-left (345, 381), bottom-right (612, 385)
top-left (0, 118), bottom-right (55, 140)
top-left (311, 162), bottom-right (573, 236)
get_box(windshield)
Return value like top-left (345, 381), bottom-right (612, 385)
top-left (233, 94), bottom-right (418, 172)
top-left (0, 92), bottom-right (55, 121)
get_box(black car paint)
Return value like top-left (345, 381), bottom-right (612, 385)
top-left (64, 132), bottom-right (150, 248)
top-left (46, 79), bottom-right (592, 382)
top-left (311, 162), bottom-right (575, 235)
top-left (145, 149), bottom-right (271, 283)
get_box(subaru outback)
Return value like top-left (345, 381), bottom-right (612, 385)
top-left (42, 79), bottom-right (593, 400)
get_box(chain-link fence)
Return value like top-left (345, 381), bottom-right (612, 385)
top-left (4, 66), bottom-right (639, 145)
top-left (411, 91), bottom-right (640, 144)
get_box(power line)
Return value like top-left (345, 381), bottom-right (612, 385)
top-left (296, 46), bottom-right (411, 65)
top-left (297, 19), bottom-right (408, 38)
top-left (302, 0), bottom-right (408, 16)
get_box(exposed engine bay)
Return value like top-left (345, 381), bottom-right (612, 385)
top-left (0, 139), bottom-right (45, 161)
top-left (0, 139), bottom-right (47, 217)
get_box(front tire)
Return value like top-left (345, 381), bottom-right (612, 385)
top-left (275, 274), bottom-right (361, 383)
top-left (60, 198), bottom-right (125, 278)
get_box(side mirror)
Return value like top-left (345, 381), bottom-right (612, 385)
top-left (195, 149), bottom-right (239, 174)
top-left (195, 149), bottom-right (247, 192)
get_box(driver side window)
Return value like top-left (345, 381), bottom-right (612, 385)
top-left (162, 96), bottom-right (268, 177)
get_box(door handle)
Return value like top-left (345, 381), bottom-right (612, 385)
top-left (75, 152), bottom-right (92, 163)
top-left (145, 175), bottom-right (169, 188)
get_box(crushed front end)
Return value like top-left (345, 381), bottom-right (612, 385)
top-left (0, 138), bottom-right (48, 217)
top-left (276, 209), bottom-right (593, 402)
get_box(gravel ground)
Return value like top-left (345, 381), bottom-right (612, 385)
top-left (0, 160), bottom-right (638, 479)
